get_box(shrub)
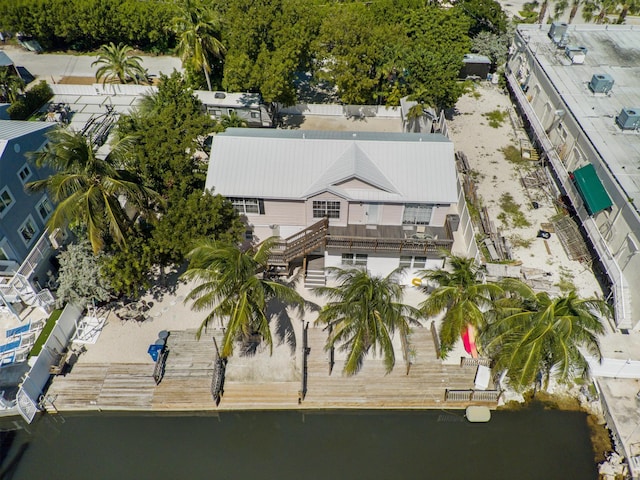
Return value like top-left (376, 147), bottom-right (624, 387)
top-left (7, 81), bottom-right (53, 120)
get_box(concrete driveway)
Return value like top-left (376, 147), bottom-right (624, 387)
top-left (0, 45), bottom-right (182, 84)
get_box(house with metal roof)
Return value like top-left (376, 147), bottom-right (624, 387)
top-left (206, 128), bottom-right (477, 285)
top-left (506, 24), bottom-right (640, 331)
top-left (0, 120), bottom-right (58, 319)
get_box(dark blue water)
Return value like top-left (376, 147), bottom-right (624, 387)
top-left (0, 407), bottom-right (597, 480)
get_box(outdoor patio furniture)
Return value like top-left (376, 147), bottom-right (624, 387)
top-left (0, 340), bottom-right (20, 353)
top-left (5, 323), bottom-right (30, 338)
top-left (0, 352), bottom-right (15, 366)
top-left (14, 347), bottom-right (30, 363)
top-left (19, 332), bottom-right (36, 348)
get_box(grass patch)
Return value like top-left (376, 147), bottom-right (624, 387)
top-left (29, 309), bottom-right (63, 358)
top-left (498, 192), bottom-right (531, 228)
top-left (501, 145), bottom-right (528, 166)
top-left (510, 234), bottom-right (533, 248)
top-left (483, 109), bottom-right (508, 128)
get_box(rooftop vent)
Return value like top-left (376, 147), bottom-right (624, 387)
top-left (616, 108), bottom-right (640, 131)
top-left (548, 22), bottom-right (568, 44)
top-left (214, 92), bottom-right (226, 99)
top-left (565, 46), bottom-right (587, 64)
top-left (589, 73), bottom-right (614, 94)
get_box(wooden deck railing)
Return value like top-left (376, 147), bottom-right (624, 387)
top-left (269, 218), bottom-right (329, 266)
top-left (444, 389), bottom-right (502, 404)
top-left (267, 217), bottom-right (454, 268)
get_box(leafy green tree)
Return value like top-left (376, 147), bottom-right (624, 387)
top-left (221, 0), bottom-right (321, 105)
top-left (151, 190), bottom-right (244, 269)
top-left (419, 255), bottom-right (502, 359)
top-left (216, 111), bottom-right (248, 131)
top-left (471, 31), bottom-right (510, 69)
top-left (116, 71), bottom-right (215, 196)
top-left (481, 280), bottom-right (610, 391)
top-left (55, 239), bottom-right (112, 308)
top-left (92, 42), bottom-right (147, 85)
top-left (172, 0), bottom-right (225, 91)
top-left (454, 0), bottom-right (509, 35)
top-left (182, 239), bottom-right (304, 358)
top-left (100, 222), bottom-right (155, 298)
top-left (26, 129), bottom-right (160, 254)
top-left (315, 267), bottom-right (422, 376)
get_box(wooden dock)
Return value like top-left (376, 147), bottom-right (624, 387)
top-left (45, 326), bottom-right (488, 413)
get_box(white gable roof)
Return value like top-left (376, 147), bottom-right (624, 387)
top-left (206, 129), bottom-right (458, 204)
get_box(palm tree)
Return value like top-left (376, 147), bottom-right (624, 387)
top-left (0, 68), bottom-right (25, 103)
top-left (172, 0), bottom-right (226, 91)
top-left (219, 111), bottom-right (248, 130)
top-left (616, 0), bottom-right (640, 23)
top-left (92, 42), bottom-right (147, 86)
top-left (418, 255), bottom-right (503, 359)
top-left (314, 267), bottom-right (422, 376)
top-left (582, 0), bottom-right (618, 22)
top-left (26, 129), bottom-right (160, 254)
top-left (182, 239), bottom-right (304, 359)
top-left (568, 0), bottom-right (585, 22)
top-left (481, 280), bottom-right (610, 392)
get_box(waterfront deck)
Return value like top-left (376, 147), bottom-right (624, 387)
top-left (45, 326), bottom-right (484, 412)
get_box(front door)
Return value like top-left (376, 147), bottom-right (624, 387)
top-left (365, 203), bottom-right (381, 225)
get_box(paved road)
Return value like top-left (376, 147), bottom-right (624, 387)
top-left (0, 45), bottom-right (182, 83)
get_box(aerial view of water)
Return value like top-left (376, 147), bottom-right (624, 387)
top-left (0, 405), bottom-right (596, 480)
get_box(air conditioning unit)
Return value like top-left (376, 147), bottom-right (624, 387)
top-left (49, 227), bottom-right (67, 249)
top-left (589, 73), bottom-right (614, 94)
top-left (565, 46), bottom-right (587, 64)
top-left (616, 108), bottom-right (640, 130)
top-left (548, 22), bottom-right (568, 44)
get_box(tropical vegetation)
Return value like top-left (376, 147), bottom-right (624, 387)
top-left (481, 279), bottom-right (610, 391)
top-left (419, 255), bottom-right (503, 359)
top-left (315, 267), bottom-right (422, 376)
top-left (182, 239), bottom-right (304, 359)
top-left (92, 42), bottom-right (147, 85)
top-left (26, 129), bottom-right (160, 254)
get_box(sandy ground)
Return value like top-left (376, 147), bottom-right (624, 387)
top-left (448, 82), bottom-right (603, 300)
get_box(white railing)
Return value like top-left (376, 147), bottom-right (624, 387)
top-left (507, 72), bottom-right (631, 329)
top-left (17, 232), bottom-right (52, 280)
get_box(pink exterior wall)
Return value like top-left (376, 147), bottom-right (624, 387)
top-left (306, 192), bottom-right (347, 227)
top-left (381, 204), bottom-right (403, 225)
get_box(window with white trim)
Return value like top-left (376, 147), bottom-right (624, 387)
top-left (0, 188), bottom-right (15, 218)
top-left (341, 253), bottom-right (367, 266)
top-left (17, 164), bottom-right (32, 184)
top-left (402, 204), bottom-right (433, 225)
top-left (399, 256), bottom-right (427, 268)
top-left (313, 200), bottom-right (340, 219)
top-left (250, 111), bottom-right (260, 119)
top-left (36, 196), bottom-right (54, 222)
top-left (18, 215), bottom-right (39, 246)
top-left (230, 198), bottom-right (263, 215)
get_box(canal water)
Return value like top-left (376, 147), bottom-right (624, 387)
top-left (0, 406), bottom-right (596, 480)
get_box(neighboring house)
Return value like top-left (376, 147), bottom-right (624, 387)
top-left (195, 91), bottom-right (275, 128)
top-left (0, 51), bottom-right (20, 80)
top-left (506, 24), bottom-right (640, 330)
top-left (206, 129), bottom-right (477, 286)
top-left (459, 54), bottom-right (492, 80)
top-left (0, 120), bottom-right (58, 317)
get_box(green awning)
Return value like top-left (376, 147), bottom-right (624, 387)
top-left (572, 164), bottom-right (612, 215)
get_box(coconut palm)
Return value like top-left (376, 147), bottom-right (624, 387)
top-left (418, 255), bottom-right (503, 359)
top-left (92, 42), bottom-right (147, 86)
top-left (26, 129), bottom-right (160, 254)
top-left (582, 0), bottom-right (618, 22)
top-left (172, 0), bottom-right (226, 91)
top-left (314, 267), bottom-right (422, 376)
top-left (219, 111), bottom-right (248, 130)
top-left (182, 239), bottom-right (304, 359)
top-left (0, 68), bottom-right (25, 103)
top-left (481, 279), bottom-right (610, 392)
top-left (616, 0), bottom-right (640, 23)
top-left (568, 0), bottom-right (585, 22)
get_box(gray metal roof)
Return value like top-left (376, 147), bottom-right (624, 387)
top-left (517, 24), bottom-right (640, 201)
top-left (206, 129), bottom-right (458, 203)
top-left (0, 51), bottom-right (14, 68)
top-left (0, 120), bottom-right (55, 141)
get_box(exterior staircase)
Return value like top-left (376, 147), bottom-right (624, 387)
top-left (268, 218), bottom-right (329, 267)
top-left (304, 269), bottom-right (326, 288)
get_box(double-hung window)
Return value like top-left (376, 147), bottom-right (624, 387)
top-left (342, 253), bottom-right (368, 266)
top-left (0, 188), bottom-right (15, 218)
top-left (230, 198), bottom-right (263, 215)
top-left (37, 196), bottom-right (54, 222)
top-left (402, 204), bottom-right (433, 225)
top-left (313, 200), bottom-right (340, 219)
top-left (17, 164), bottom-right (32, 184)
top-left (19, 215), bottom-right (39, 246)
top-left (399, 256), bottom-right (427, 268)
